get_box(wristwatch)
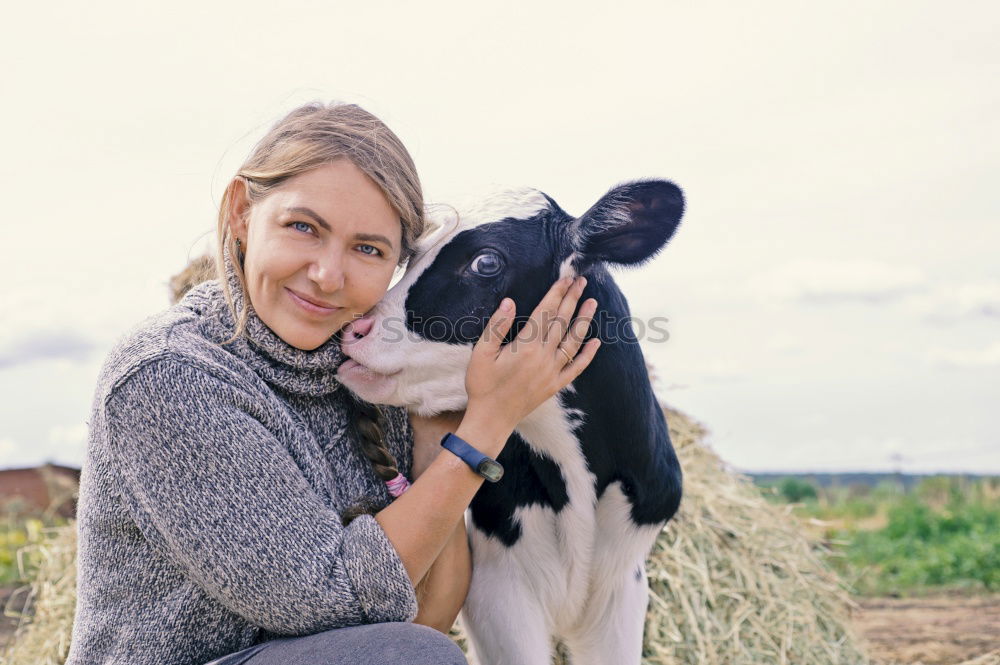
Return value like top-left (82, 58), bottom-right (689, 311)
top-left (440, 433), bottom-right (504, 482)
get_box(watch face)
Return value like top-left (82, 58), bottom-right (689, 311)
top-left (477, 459), bottom-right (504, 483)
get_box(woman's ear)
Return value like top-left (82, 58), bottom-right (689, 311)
top-left (226, 177), bottom-right (252, 243)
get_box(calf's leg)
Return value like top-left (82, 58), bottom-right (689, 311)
top-left (460, 530), bottom-right (554, 665)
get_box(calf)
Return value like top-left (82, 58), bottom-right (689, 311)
top-left (336, 180), bottom-right (685, 665)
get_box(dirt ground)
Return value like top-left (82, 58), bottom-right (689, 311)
top-left (1, 585), bottom-right (997, 663)
top-left (853, 594), bottom-right (1000, 665)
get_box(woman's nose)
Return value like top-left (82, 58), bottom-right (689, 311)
top-left (343, 315), bottom-right (375, 341)
top-left (310, 255), bottom-right (346, 292)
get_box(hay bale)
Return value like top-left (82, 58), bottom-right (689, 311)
top-left (1, 523), bottom-right (76, 665)
top-left (168, 253), bottom-right (216, 305)
top-left (2, 407), bottom-right (873, 665)
top-left (956, 650), bottom-right (1000, 665)
top-left (636, 407), bottom-right (870, 664)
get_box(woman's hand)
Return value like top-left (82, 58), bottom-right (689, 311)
top-left (464, 275), bottom-right (600, 437)
top-left (375, 278), bottom-right (597, 592)
top-left (409, 410), bottom-right (466, 480)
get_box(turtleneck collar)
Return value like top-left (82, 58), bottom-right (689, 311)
top-left (178, 245), bottom-right (347, 397)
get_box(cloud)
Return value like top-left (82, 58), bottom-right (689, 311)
top-left (905, 280), bottom-right (1000, 323)
top-left (0, 285), bottom-right (108, 371)
top-left (747, 258), bottom-right (925, 305)
top-left (765, 332), bottom-right (806, 354)
top-left (0, 330), bottom-right (99, 370)
top-left (0, 437), bottom-right (17, 463)
top-left (0, 425), bottom-right (89, 470)
top-left (696, 357), bottom-right (750, 384)
top-left (926, 341), bottom-right (1000, 368)
top-left (0, 270), bottom-right (165, 371)
top-left (48, 423), bottom-right (89, 448)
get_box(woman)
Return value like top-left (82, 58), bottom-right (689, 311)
top-left (65, 101), bottom-right (600, 665)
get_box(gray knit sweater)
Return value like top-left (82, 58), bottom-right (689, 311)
top-left (66, 254), bottom-right (418, 665)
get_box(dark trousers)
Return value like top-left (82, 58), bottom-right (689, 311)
top-left (203, 623), bottom-right (468, 665)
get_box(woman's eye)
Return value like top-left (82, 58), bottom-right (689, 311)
top-left (291, 221), bottom-right (314, 234)
top-left (469, 251), bottom-right (504, 277)
top-left (358, 244), bottom-right (383, 256)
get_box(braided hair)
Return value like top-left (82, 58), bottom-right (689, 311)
top-left (341, 397), bottom-right (405, 526)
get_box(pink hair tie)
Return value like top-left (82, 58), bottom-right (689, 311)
top-left (385, 472), bottom-right (411, 498)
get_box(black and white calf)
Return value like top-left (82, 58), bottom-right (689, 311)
top-left (336, 180), bottom-right (685, 665)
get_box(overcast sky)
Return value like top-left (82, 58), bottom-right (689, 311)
top-left (1, 0), bottom-right (997, 473)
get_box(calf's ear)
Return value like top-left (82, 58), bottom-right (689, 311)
top-left (570, 179), bottom-right (684, 269)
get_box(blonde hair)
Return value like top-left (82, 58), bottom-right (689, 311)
top-left (215, 101), bottom-right (425, 344)
top-left (213, 101), bottom-right (425, 525)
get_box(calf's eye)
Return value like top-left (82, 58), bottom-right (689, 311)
top-left (469, 251), bottom-right (504, 277)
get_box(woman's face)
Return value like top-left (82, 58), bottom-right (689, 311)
top-left (229, 159), bottom-right (403, 351)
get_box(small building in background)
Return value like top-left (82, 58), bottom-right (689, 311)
top-left (0, 463), bottom-right (81, 519)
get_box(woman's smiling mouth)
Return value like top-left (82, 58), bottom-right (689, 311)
top-left (286, 287), bottom-right (343, 316)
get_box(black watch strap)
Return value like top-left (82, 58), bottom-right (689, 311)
top-left (440, 433), bottom-right (504, 482)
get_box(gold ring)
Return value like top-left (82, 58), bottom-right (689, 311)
top-left (557, 347), bottom-right (574, 366)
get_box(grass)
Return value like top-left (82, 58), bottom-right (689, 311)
top-left (757, 475), bottom-right (1000, 596)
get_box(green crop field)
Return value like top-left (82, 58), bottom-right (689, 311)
top-left (754, 474), bottom-right (1000, 596)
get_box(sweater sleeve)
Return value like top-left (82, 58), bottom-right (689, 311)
top-left (102, 356), bottom-right (418, 635)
